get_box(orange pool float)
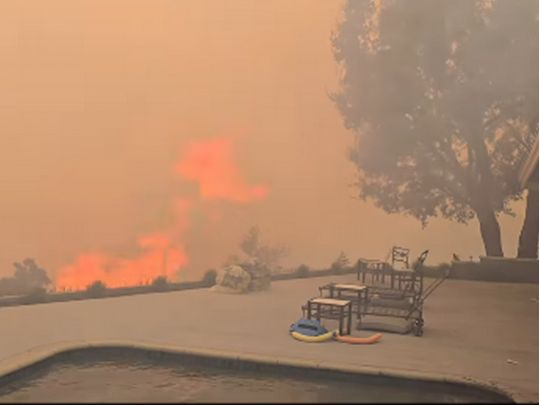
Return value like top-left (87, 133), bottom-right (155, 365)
top-left (335, 333), bottom-right (382, 344)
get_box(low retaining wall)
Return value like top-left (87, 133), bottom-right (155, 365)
top-left (271, 267), bottom-right (356, 281)
top-left (422, 258), bottom-right (539, 283)
top-left (275, 260), bottom-right (539, 284)
top-left (0, 280), bottom-right (212, 308)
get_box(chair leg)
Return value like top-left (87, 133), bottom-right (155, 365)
top-left (339, 307), bottom-right (344, 335)
top-left (347, 304), bottom-right (352, 335)
top-left (356, 292), bottom-right (361, 320)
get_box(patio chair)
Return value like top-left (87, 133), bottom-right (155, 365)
top-left (390, 246), bottom-right (410, 270)
top-left (368, 249), bottom-right (429, 301)
top-left (395, 249), bottom-right (429, 293)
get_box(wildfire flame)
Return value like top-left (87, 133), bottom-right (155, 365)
top-left (55, 136), bottom-right (268, 291)
top-left (175, 137), bottom-right (268, 203)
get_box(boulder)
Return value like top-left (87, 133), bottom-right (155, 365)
top-left (213, 265), bottom-right (251, 293)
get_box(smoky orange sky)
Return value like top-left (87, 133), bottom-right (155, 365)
top-left (0, 0), bottom-right (526, 284)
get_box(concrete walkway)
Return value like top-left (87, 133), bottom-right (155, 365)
top-left (0, 274), bottom-right (537, 402)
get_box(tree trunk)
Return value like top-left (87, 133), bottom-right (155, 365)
top-left (476, 209), bottom-right (504, 257)
top-left (466, 132), bottom-right (504, 257)
top-left (517, 185), bottom-right (539, 258)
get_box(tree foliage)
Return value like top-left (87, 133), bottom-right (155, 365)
top-left (239, 226), bottom-right (289, 268)
top-left (85, 280), bottom-right (107, 298)
top-left (332, 0), bottom-right (538, 256)
top-left (0, 258), bottom-right (51, 297)
top-left (201, 269), bottom-right (218, 286)
top-left (295, 264), bottom-right (310, 278)
top-left (151, 276), bottom-right (169, 291)
top-left (331, 251), bottom-right (350, 273)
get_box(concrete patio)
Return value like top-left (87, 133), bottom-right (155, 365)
top-left (0, 274), bottom-right (537, 402)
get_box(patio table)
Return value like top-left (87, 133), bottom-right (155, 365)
top-left (306, 297), bottom-right (352, 335)
top-left (319, 283), bottom-right (368, 319)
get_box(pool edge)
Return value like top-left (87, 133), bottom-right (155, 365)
top-left (0, 339), bottom-right (525, 403)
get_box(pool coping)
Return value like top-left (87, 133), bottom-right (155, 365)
top-left (0, 339), bottom-right (524, 403)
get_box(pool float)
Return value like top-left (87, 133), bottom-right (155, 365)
top-left (289, 318), bottom-right (328, 336)
top-left (334, 333), bottom-right (382, 344)
top-left (290, 330), bottom-right (337, 343)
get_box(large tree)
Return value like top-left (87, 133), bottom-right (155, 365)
top-left (0, 258), bottom-right (51, 297)
top-left (517, 132), bottom-right (539, 258)
top-left (332, 0), bottom-right (538, 257)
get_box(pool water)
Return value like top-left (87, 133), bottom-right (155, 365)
top-left (0, 349), bottom-right (511, 403)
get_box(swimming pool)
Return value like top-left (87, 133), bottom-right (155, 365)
top-left (0, 347), bottom-right (513, 403)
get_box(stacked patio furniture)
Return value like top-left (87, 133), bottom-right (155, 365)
top-left (301, 248), bottom-right (449, 336)
top-left (318, 283), bottom-right (368, 319)
top-left (359, 249), bottom-right (451, 336)
top-left (356, 259), bottom-right (389, 284)
top-left (358, 247), bottom-right (424, 300)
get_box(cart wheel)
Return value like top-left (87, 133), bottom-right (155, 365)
top-left (412, 320), bottom-right (424, 337)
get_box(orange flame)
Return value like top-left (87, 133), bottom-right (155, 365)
top-left (175, 137), bottom-right (268, 203)
top-left (56, 234), bottom-right (188, 291)
top-left (54, 136), bottom-right (268, 291)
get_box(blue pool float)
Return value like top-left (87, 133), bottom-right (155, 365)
top-left (289, 318), bottom-right (328, 336)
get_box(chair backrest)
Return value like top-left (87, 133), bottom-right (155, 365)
top-left (391, 246), bottom-right (410, 269)
top-left (413, 250), bottom-right (430, 272)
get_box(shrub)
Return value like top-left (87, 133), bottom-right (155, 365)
top-left (20, 286), bottom-right (48, 304)
top-left (330, 262), bottom-right (339, 274)
top-left (201, 269), bottom-right (217, 286)
top-left (330, 251), bottom-right (350, 274)
top-left (331, 263), bottom-right (350, 275)
top-left (436, 262), bottom-right (450, 270)
top-left (86, 280), bottom-right (107, 298)
top-left (151, 276), bottom-right (169, 291)
top-left (295, 264), bottom-right (310, 278)
top-left (436, 262), bottom-right (452, 276)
